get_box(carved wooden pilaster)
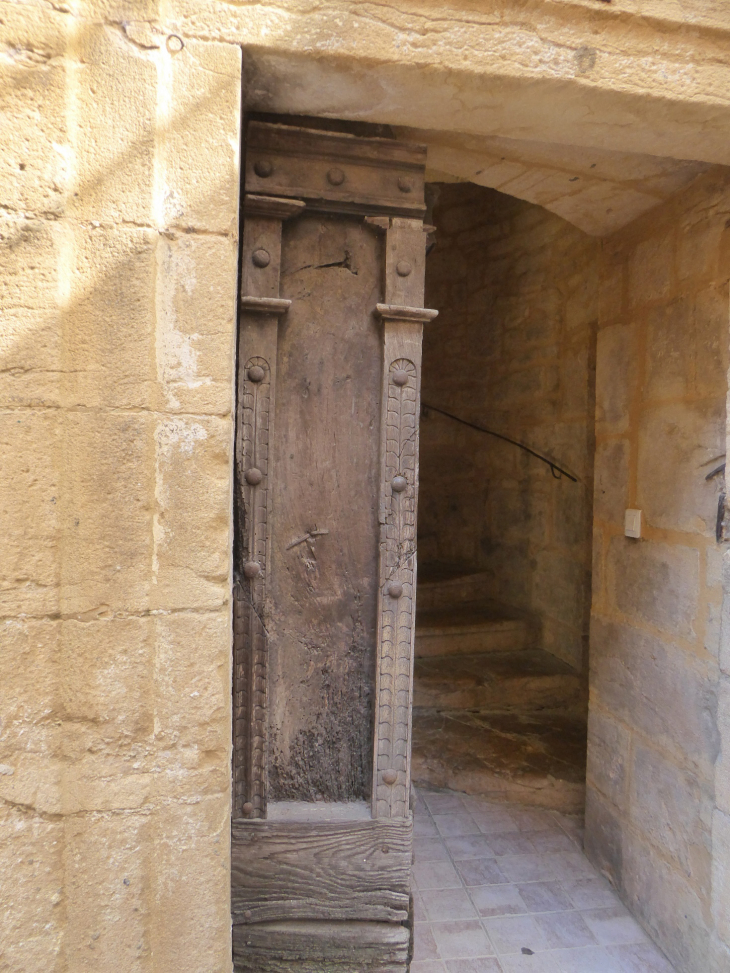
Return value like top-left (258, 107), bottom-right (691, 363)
top-left (372, 219), bottom-right (438, 819)
top-left (234, 193), bottom-right (304, 820)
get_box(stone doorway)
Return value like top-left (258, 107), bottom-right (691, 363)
top-left (230, 119), bottom-right (729, 971)
top-left (413, 182), bottom-right (594, 814)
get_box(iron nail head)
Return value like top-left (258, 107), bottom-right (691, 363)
top-left (254, 159), bottom-right (273, 178)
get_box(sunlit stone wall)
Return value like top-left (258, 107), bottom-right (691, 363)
top-left (586, 168), bottom-right (730, 973)
top-left (1, 5), bottom-right (240, 969)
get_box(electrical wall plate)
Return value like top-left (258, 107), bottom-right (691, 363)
top-left (625, 509), bottom-right (642, 538)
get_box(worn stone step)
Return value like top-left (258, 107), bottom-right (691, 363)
top-left (413, 649), bottom-right (582, 712)
top-left (411, 709), bottom-right (587, 813)
top-left (416, 564), bottom-right (493, 614)
top-left (415, 610), bottom-right (529, 657)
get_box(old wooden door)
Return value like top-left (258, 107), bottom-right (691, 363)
top-left (232, 121), bottom-right (436, 973)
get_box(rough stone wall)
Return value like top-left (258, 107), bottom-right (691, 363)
top-left (420, 183), bottom-right (599, 670)
top-left (1, 5), bottom-right (240, 970)
top-left (585, 167), bottom-right (730, 973)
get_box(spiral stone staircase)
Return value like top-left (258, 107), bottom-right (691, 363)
top-left (411, 566), bottom-right (587, 813)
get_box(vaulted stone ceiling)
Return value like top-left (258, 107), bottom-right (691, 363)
top-left (396, 127), bottom-right (709, 237)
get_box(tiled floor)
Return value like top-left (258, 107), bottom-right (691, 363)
top-left (412, 788), bottom-right (677, 973)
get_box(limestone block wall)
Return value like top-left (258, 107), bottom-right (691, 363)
top-left (420, 183), bottom-right (599, 669)
top-left (1, 5), bottom-right (240, 970)
top-left (585, 168), bottom-right (730, 973)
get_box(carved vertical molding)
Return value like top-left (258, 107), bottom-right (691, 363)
top-left (234, 194), bottom-right (304, 819)
top-left (372, 220), bottom-right (438, 818)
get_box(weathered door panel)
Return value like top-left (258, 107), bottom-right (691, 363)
top-left (268, 214), bottom-right (383, 802)
top-left (231, 817), bottom-right (411, 924)
top-left (233, 121), bottom-right (435, 973)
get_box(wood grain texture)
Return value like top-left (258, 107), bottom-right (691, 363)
top-left (245, 121), bottom-right (427, 219)
top-left (231, 817), bottom-right (412, 923)
top-left (233, 920), bottom-right (410, 973)
top-left (267, 212), bottom-right (383, 801)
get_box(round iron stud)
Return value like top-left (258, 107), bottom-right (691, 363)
top-left (245, 468), bottom-right (263, 486)
top-left (243, 561), bottom-right (262, 579)
top-left (254, 159), bottom-right (273, 178)
top-left (391, 475), bottom-right (408, 494)
top-left (388, 582), bottom-right (404, 599)
top-left (396, 260), bottom-right (412, 277)
top-left (252, 248), bottom-right (271, 268)
top-left (392, 369), bottom-right (409, 387)
top-left (382, 769), bottom-right (398, 785)
top-left (327, 167), bottom-right (345, 186)
top-left (397, 176), bottom-right (414, 193)
top-left (381, 845), bottom-right (390, 854)
top-left (247, 365), bottom-right (265, 383)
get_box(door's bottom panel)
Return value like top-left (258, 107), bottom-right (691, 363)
top-left (233, 919), bottom-right (411, 973)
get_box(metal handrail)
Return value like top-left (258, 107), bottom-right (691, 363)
top-left (421, 403), bottom-right (579, 483)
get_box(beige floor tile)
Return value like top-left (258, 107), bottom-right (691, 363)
top-left (560, 877), bottom-right (618, 910)
top-left (471, 808), bottom-right (521, 834)
top-left (430, 919), bottom-right (496, 959)
top-left (423, 792), bottom-right (469, 814)
top-left (446, 834), bottom-right (497, 860)
top-left (606, 942), bottom-right (677, 972)
top-left (486, 832), bottom-right (537, 856)
top-left (413, 860), bottom-right (462, 890)
top-left (415, 836), bottom-right (451, 861)
top-left (512, 808), bottom-right (561, 832)
top-left (422, 888), bottom-right (479, 921)
top-left (534, 910), bottom-right (597, 949)
top-left (551, 944), bottom-right (626, 972)
top-left (527, 831), bottom-right (577, 854)
top-left (515, 881), bottom-right (572, 914)
top-left (469, 883), bottom-right (527, 918)
top-left (456, 857), bottom-right (508, 887)
top-left (434, 813), bottom-right (481, 837)
top-left (581, 906), bottom-right (649, 946)
top-left (496, 853), bottom-right (568, 883)
top-left (445, 958), bottom-right (502, 972)
top-left (413, 889), bottom-right (429, 922)
top-left (483, 914), bottom-right (550, 954)
top-left (412, 787), bottom-right (676, 973)
top-left (415, 814), bottom-right (440, 837)
top-left (498, 953), bottom-right (562, 973)
top-left (414, 922), bottom-right (440, 962)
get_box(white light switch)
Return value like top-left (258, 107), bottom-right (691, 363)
top-left (625, 509), bottom-right (642, 538)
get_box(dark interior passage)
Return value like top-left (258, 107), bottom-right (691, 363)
top-left (413, 182), bottom-right (599, 811)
